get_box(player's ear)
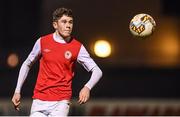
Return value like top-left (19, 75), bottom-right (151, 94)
top-left (53, 21), bottom-right (57, 29)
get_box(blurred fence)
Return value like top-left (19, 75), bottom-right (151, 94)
top-left (1, 98), bottom-right (180, 116)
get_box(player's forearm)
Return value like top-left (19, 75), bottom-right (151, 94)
top-left (14, 59), bottom-right (32, 93)
top-left (15, 39), bottom-right (41, 93)
top-left (85, 66), bottom-right (103, 90)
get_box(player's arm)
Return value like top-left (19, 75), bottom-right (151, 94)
top-left (12, 38), bottom-right (41, 111)
top-left (77, 45), bottom-right (103, 104)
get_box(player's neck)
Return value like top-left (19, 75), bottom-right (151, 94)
top-left (55, 31), bottom-right (71, 43)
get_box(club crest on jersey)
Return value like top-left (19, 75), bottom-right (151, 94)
top-left (64, 51), bottom-right (72, 59)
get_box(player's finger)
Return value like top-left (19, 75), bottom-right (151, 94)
top-left (84, 97), bottom-right (88, 103)
top-left (78, 98), bottom-right (83, 104)
top-left (16, 107), bottom-right (20, 111)
top-left (78, 96), bottom-right (87, 104)
top-left (14, 106), bottom-right (20, 111)
top-left (12, 98), bottom-right (19, 104)
top-left (15, 101), bottom-right (20, 106)
top-left (78, 96), bottom-right (84, 104)
top-left (12, 100), bottom-right (20, 111)
top-left (78, 93), bottom-right (83, 103)
top-left (13, 100), bottom-right (20, 106)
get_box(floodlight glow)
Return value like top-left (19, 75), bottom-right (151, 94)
top-left (7, 53), bottom-right (19, 67)
top-left (94, 40), bottom-right (111, 58)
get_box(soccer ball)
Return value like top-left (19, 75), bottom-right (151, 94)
top-left (129, 13), bottom-right (156, 38)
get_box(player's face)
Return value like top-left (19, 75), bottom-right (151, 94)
top-left (53, 15), bottom-right (73, 39)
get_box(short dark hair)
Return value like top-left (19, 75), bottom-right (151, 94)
top-left (52, 7), bottom-right (73, 22)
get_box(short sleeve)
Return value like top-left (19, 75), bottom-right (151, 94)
top-left (77, 45), bottom-right (97, 72)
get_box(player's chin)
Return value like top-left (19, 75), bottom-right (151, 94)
top-left (62, 33), bottom-right (71, 38)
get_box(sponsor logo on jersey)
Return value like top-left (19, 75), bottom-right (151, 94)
top-left (43, 48), bottom-right (51, 53)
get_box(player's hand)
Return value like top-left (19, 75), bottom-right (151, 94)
top-left (78, 86), bottom-right (90, 105)
top-left (12, 93), bottom-right (21, 111)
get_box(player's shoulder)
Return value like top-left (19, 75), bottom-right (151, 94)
top-left (40, 33), bottom-right (53, 40)
top-left (39, 33), bottom-right (53, 44)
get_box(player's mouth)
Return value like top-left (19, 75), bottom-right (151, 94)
top-left (64, 30), bottom-right (71, 33)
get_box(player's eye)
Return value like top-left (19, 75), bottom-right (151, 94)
top-left (69, 20), bottom-right (73, 24)
top-left (61, 20), bottom-right (67, 24)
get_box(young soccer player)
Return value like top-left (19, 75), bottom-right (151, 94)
top-left (12, 7), bottom-right (102, 116)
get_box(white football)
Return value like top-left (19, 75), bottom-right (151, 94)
top-left (129, 13), bottom-right (156, 38)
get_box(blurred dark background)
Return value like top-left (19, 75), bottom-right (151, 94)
top-left (0, 0), bottom-right (180, 100)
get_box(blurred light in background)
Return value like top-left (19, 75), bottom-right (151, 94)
top-left (159, 18), bottom-right (179, 58)
top-left (7, 53), bottom-right (19, 68)
top-left (147, 17), bottom-right (180, 67)
top-left (93, 40), bottom-right (112, 58)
